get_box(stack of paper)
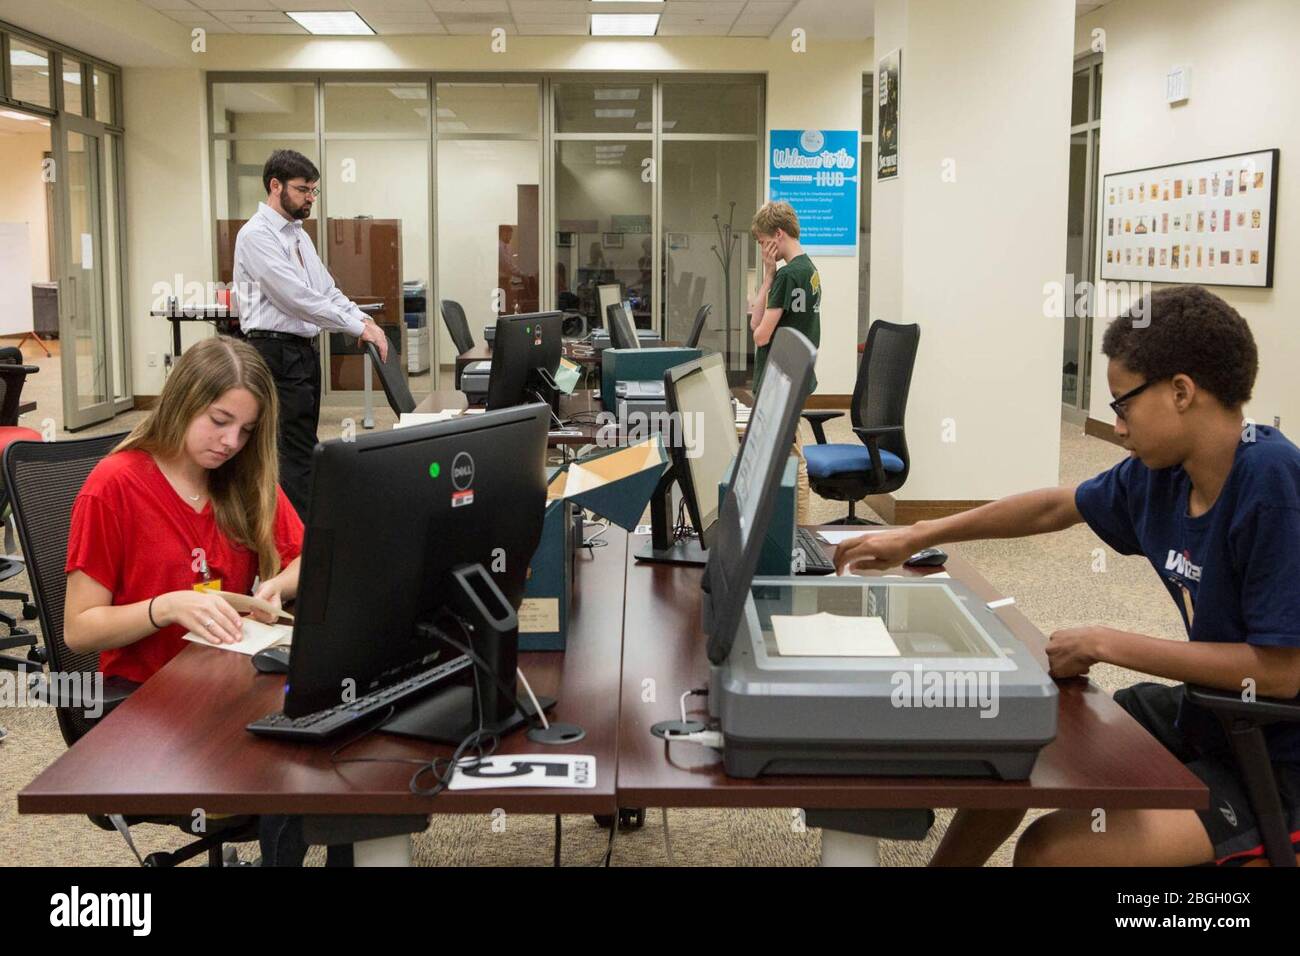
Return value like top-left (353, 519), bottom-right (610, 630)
top-left (770, 611), bottom-right (900, 657)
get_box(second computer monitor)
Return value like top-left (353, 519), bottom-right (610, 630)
top-left (664, 352), bottom-right (739, 548)
top-left (606, 303), bottom-right (641, 351)
top-left (486, 311), bottom-right (563, 410)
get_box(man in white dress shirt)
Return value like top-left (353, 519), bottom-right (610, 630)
top-left (234, 149), bottom-right (390, 515)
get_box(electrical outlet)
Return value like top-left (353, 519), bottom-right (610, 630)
top-left (146, 352), bottom-right (158, 368)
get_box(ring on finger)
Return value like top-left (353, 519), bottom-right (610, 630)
top-left (204, 618), bottom-right (216, 629)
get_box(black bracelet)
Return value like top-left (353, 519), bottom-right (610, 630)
top-left (148, 596), bottom-right (160, 630)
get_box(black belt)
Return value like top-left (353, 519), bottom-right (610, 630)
top-left (246, 330), bottom-right (319, 349)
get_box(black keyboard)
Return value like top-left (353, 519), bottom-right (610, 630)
top-left (247, 654), bottom-right (473, 741)
top-left (794, 528), bottom-right (836, 576)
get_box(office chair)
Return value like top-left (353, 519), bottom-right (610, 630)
top-left (1184, 686), bottom-right (1299, 866)
top-left (364, 340), bottom-right (416, 416)
top-left (4, 433), bottom-right (257, 866)
top-left (440, 299), bottom-right (475, 356)
top-left (686, 304), bottom-right (712, 349)
top-left (801, 320), bottom-right (920, 524)
top-left (0, 352), bottom-right (43, 674)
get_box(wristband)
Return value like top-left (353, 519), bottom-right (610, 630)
top-left (148, 596), bottom-right (161, 630)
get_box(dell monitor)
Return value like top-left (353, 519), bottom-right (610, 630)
top-left (486, 311), bottom-right (563, 412)
top-left (635, 352), bottom-right (739, 566)
top-left (606, 303), bottom-right (641, 351)
top-left (701, 328), bottom-right (817, 665)
top-left (285, 403), bottom-right (552, 740)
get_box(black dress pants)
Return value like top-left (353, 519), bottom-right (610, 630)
top-left (248, 335), bottom-right (320, 518)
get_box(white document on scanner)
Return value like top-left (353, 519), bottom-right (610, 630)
top-left (771, 612), bottom-right (900, 657)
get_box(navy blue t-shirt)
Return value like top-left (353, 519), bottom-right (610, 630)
top-left (1075, 426), bottom-right (1300, 764)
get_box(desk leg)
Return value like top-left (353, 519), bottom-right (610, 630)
top-left (362, 352), bottom-right (375, 429)
top-left (353, 833), bottom-right (412, 867)
top-left (820, 830), bottom-right (881, 867)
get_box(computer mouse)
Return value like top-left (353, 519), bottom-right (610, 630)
top-left (252, 646), bottom-right (291, 674)
top-left (904, 547), bottom-right (949, 568)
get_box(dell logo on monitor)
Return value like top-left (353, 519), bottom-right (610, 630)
top-left (451, 451), bottom-right (475, 490)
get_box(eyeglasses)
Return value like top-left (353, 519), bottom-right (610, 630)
top-left (1109, 379), bottom-right (1160, 421)
top-left (288, 184), bottom-right (320, 198)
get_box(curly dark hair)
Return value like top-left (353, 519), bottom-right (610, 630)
top-left (262, 149), bottom-right (319, 193)
top-left (1101, 285), bottom-right (1257, 408)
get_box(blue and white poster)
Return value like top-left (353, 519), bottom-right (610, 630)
top-left (768, 129), bottom-right (859, 256)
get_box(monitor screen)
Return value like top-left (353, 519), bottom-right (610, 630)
top-left (666, 353), bottom-right (738, 543)
top-left (701, 329), bottom-right (816, 665)
top-left (607, 303), bottom-right (641, 350)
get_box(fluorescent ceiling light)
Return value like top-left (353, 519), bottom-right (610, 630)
top-left (388, 86), bottom-right (427, 100)
top-left (635, 120), bottom-right (675, 130)
top-left (594, 88), bottom-right (640, 101)
top-left (287, 11), bottom-right (375, 35)
top-left (0, 110), bottom-right (42, 121)
top-left (436, 107), bottom-right (457, 117)
top-left (591, 14), bottom-right (660, 36)
top-left (441, 120), bottom-right (470, 131)
top-left (63, 72), bottom-right (82, 85)
top-left (596, 160), bottom-right (623, 166)
top-left (593, 145), bottom-right (626, 153)
top-left (10, 51), bottom-right (48, 67)
top-left (594, 108), bottom-right (635, 118)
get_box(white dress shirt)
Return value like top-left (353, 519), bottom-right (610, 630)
top-left (233, 202), bottom-right (365, 338)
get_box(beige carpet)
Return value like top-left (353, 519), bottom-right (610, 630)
top-left (0, 343), bottom-right (1185, 866)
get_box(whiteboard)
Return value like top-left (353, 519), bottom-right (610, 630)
top-left (0, 222), bottom-right (35, 336)
top-left (1099, 148), bottom-right (1279, 288)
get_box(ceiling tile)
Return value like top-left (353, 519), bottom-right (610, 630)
top-left (195, 0), bottom-right (277, 10)
top-left (226, 20), bottom-right (310, 32)
top-left (139, 0), bottom-right (200, 10)
top-left (371, 21), bottom-right (450, 33)
top-left (509, 0), bottom-right (588, 13)
top-left (349, 0), bottom-right (435, 12)
top-left (429, 0), bottom-right (511, 12)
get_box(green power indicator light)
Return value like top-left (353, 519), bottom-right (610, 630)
top-left (429, 462), bottom-right (440, 478)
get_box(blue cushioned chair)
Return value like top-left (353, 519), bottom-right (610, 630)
top-left (801, 320), bottom-right (920, 524)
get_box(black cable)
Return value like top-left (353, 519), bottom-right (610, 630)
top-left (432, 615), bottom-right (547, 733)
top-left (553, 814), bottom-right (562, 867)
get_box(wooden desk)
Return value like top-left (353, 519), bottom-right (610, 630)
top-left (616, 529), bottom-right (1207, 814)
top-left (455, 341), bottom-right (603, 389)
top-left (415, 390), bottom-right (606, 450)
top-left (19, 529), bottom-right (631, 819)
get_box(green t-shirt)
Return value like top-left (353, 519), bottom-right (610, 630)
top-left (754, 253), bottom-right (821, 394)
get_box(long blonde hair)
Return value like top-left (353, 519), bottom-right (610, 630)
top-left (116, 336), bottom-right (283, 579)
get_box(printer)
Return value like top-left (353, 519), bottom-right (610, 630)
top-left (615, 380), bottom-right (667, 424)
top-left (697, 329), bottom-right (1058, 781)
top-left (461, 360), bottom-right (491, 404)
top-left (591, 327), bottom-right (662, 351)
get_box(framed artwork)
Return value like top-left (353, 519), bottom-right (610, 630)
top-left (1100, 148), bottom-right (1279, 288)
top-left (876, 48), bottom-right (900, 181)
top-left (601, 232), bottom-right (624, 249)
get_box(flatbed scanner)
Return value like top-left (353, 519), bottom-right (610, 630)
top-left (697, 329), bottom-right (1058, 780)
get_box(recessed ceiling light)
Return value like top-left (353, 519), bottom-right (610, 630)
top-left (436, 107), bottom-right (457, 118)
top-left (388, 86), bottom-right (427, 100)
top-left (595, 159), bottom-right (623, 166)
top-left (635, 120), bottom-right (675, 130)
top-left (0, 110), bottom-right (41, 121)
top-left (62, 71), bottom-right (82, 85)
top-left (594, 88), bottom-right (640, 101)
top-left (9, 51), bottom-right (47, 67)
top-left (594, 108), bottom-right (636, 118)
top-left (591, 14), bottom-right (660, 37)
top-left (287, 11), bottom-right (375, 35)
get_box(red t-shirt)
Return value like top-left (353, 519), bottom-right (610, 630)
top-left (65, 449), bottom-right (304, 684)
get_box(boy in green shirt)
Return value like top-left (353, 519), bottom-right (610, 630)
top-left (749, 200), bottom-right (822, 393)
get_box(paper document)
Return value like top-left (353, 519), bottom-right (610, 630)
top-left (183, 618), bottom-right (293, 656)
top-left (554, 358), bottom-right (581, 395)
top-left (446, 754), bottom-right (596, 790)
top-left (816, 528), bottom-right (893, 545)
top-left (395, 411), bottom-right (461, 429)
top-left (771, 612), bottom-right (900, 657)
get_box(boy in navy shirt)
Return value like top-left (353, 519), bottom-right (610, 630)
top-left (834, 285), bottom-right (1300, 866)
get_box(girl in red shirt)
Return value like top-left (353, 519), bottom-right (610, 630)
top-left (64, 335), bottom-right (303, 683)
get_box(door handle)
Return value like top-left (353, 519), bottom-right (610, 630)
top-left (66, 276), bottom-right (76, 321)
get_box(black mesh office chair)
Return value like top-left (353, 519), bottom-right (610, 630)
top-left (1184, 686), bottom-right (1299, 866)
top-left (0, 351), bottom-right (43, 674)
top-left (440, 299), bottom-right (475, 356)
top-left (801, 320), bottom-right (920, 524)
top-left (4, 433), bottom-right (257, 866)
top-left (686, 304), bottom-right (712, 349)
top-left (365, 341), bottom-right (416, 415)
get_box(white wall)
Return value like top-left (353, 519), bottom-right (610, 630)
top-left (113, 33), bottom-right (872, 396)
top-left (873, 0), bottom-right (1074, 502)
top-left (1077, 0), bottom-right (1299, 432)
top-left (0, 130), bottom-right (52, 283)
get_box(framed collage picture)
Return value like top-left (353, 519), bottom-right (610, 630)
top-left (1100, 148), bottom-right (1279, 288)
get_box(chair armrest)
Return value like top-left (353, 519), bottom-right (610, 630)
top-left (0, 364), bottom-right (39, 378)
top-left (853, 426), bottom-right (904, 486)
top-left (800, 410), bottom-right (844, 445)
top-left (1185, 684), bottom-right (1300, 725)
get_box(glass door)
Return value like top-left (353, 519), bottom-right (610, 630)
top-left (53, 113), bottom-right (114, 430)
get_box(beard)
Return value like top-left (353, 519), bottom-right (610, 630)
top-left (283, 193), bottom-right (313, 220)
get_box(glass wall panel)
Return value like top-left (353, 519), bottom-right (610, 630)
top-left (103, 132), bottom-right (127, 401)
top-left (92, 67), bottom-right (114, 124)
top-left (554, 80), bottom-right (652, 134)
top-left (661, 140), bottom-right (756, 367)
top-left (554, 139), bottom-right (653, 332)
top-left (212, 82), bottom-right (316, 135)
top-left (662, 81), bottom-right (759, 135)
top-left (323, 81), bottom-right (429, 136)
top-left (62, 56), bottom-right (85, 116)
top-left (8, 38), bottom-right (52, 108)
top-left (438, 82), bottom-right (538, 135)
